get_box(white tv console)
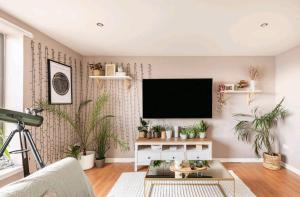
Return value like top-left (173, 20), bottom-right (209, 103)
top-left (134, 138), bottom-right (212, 171)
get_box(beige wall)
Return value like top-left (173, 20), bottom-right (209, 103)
top-left (275, 45), bottom-right (300, 171)
top-left (84, 56), bottom-right (276, 158)
top-left (0, 10), bottom-right (83, 172)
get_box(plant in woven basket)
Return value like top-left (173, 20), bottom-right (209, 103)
top-left (233, 98), bottom-right (287, 170)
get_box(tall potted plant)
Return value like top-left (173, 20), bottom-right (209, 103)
top-left (94, 118), bottom-right (128, 167)
top-left (39, 94), bottom-right (110, 170)
top-left (234, 98), bottom-right (287, 170)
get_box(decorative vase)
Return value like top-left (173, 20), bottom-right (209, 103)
top-left (138, 131), bottom-right (145, 138)
top-left (263, 152), bottom-right (281, 170)
top-left (79, 151), bottom-right (95, 170)
top-left (95, 158), bottom-right (105, 168)
top-left (161, 131), bottom-right (166, 139)
top-left (166, 129), bottom-right (172, 139)
top-left (174, 126), bottom-right (179, 138)
top-left (180, 133), bottom-right (187, 140)
top-left (199, 132), bottom-right (206, 139)
top-left (249, 80), bottom-right (256, 91)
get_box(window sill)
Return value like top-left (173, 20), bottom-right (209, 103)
top-left (0, 166), bottom-right (23, 181)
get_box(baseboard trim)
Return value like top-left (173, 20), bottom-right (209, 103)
top-left (281, 162), bottom-right (300, 176)
top-left (213, 158), bottom-right (263, 163)
top-left (105, 158), bottom-right (135, 163)
top-left (104, 157), bottom-right (263, 163)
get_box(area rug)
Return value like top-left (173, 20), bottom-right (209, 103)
top-left (107, 170), bottom-right (256, 197)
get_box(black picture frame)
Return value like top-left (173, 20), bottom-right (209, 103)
top-left (47, 59), bottom-right (73, 105)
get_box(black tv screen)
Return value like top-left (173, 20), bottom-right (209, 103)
top-left (142, 79), bottom-right (212, 118)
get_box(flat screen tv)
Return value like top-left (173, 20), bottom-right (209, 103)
top-left (142, 78), bottom-right (212, 118)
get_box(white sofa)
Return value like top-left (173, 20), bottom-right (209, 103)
top-left (0, 158), bottom-right (95, 197)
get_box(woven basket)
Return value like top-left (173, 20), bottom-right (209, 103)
top-left (263, 152), bottom-right (281, 170)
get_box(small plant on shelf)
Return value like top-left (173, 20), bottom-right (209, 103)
top-left (193, 120), bottom-right (209, 139)
top-left (89, 63), bottom-right (105, 76)
top-left (179, 128), bottom-right (188, 140)
top-left (234, 98), bottom-right (287, 170)
top-left (152, 125), bottom-right (162, 138)
top-left (137, 117), bottom-right (149, 138)
top-left (186, 127), bottom-right (195, 139)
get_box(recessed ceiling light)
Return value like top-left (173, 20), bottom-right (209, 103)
top-left (260, 23), bottom-right (269, 28)
top-left (96, 22), bottom-right (104, 27)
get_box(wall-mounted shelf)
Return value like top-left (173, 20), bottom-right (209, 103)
top-left (220, 89), bottom-right (262, 105)
top-left (89, 75), bottom-right (133, 89)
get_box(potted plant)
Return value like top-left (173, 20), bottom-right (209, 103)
top-left (179, 128), bottom-right (188, 140)
top-left (152, 125), bottom-right (161, 138)
top-left (89, 63), bottom-right (105, 76)
top-left (234, 98), bottom-right (287, 170)
top-left (194, 120), bottom-right (209, 139)
top-left (39, 94), bottom-right (110, 170)
top-left (94, 118), bottom-right (128, 168)
top-left (186, 127), bottom-right (195, 139)
top-left (65, 144), bottom-right (81, 159)
top-left (138, 117), bottom-right (148, 138)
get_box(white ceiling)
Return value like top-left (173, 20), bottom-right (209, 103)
top-left (1, 0), bottom-right (300, 56)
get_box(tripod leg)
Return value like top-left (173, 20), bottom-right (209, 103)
top-left (23, 129), bottom-right (45, 168)
top-left (19, 131), bottom-right (30, 177)
top-left (0, 129), bottom-right (17, 157)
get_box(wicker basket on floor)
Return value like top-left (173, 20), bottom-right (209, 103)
top-left (263, 152), bottom-right (281, 170)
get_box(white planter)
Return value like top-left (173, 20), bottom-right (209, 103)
top-left (79, 151), bottom-right (95, 170)
top-left (173, 126), bottom-right (179, 138)
top-left (180, 133), bottom-right (187, 140)
top-left (249, 80), bottom-right (256, 91)
top-left (166, 130), bottom-right (172, 139)
top-left (199, 132), bottom-right (206, 139)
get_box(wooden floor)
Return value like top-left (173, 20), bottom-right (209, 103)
top-left (85, 163), bottom-right (300, 197)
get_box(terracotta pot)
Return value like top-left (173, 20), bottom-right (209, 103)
top-left (95, 158), bottom-right (105, 168)
top-left (263, 152), bottom-right (281, 170)
top-left (161, 131), bottom-right (166, 139)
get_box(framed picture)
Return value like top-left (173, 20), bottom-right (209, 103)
top-left (105, 64), bottom-right (116, 76)
top-left (224, 84), bottom-right (235, 92)
top-left (48, 59), bottom-right (72, 104)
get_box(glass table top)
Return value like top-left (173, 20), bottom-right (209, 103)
top-left (145, 160), bottom-right (234, 180)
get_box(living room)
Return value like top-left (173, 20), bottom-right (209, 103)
top-left (0, 1), bottom-right (300, 197)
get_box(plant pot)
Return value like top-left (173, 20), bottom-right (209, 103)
top-left (180, 133), bottom-right (187, 140)
top-left (199, 132), bottom-right (206, 139)
top-left (174, 126), bottom-right (179, 138)
top-left (95, 158), bottom-right (105, 168)
top-left (154, 132), bottom-right (160, 138)
top-left (146, 131), bottom-right (152, 139)
top-left (161, 131), bottom-right (166, 139)
top-left (188, 133), bottom-right (195, 139)
top-left (79, 151), bottom-right (95, 170)
top-left (139, 131), bottom-right (145, 138)
top-left (166, 130), bottom-right (172, 139)
top-left (263, 152), bottom-right (281, 170)
top-left (249, 80), bottom-right (256, 91)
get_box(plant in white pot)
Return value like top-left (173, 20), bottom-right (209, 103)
top-left (249, 66), bottom-right (259, 91)
top-left (234, 98), bottom-right (287, 170)
top-left (94, 118), bottom-right (128, 168)
top-left (39, 94), bottom-right (110, 170)
top-left (179, 128), bottom-right (188, 140)
top-left (194, 120), bottom-right (209, 139)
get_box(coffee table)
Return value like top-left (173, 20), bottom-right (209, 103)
top-left (144, 160), bottom-right (235, 197)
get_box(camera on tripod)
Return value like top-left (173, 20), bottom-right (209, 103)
top-left (0, 107), bottom-right (45, 176)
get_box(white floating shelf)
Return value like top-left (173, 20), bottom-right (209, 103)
top-left (220, 90), bottom-right (262, 94)
top-left (89, 75), bottom-right (132, 80)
